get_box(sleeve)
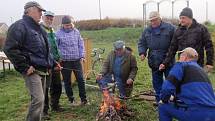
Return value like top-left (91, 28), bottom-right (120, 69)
top-left (100, 52), bottom-right (111, 75)
top-left (138, 30), bottom-right (148, 56)
top-left (160, 63), bottom-right (184, 102)
top-left (128, 55), bottom-right (138, 80)
top-left (3, 23), bottom-right (30, 74)
top-left (78, 32), bottom-right (85, 58)
top-left (202, 26), bottom-right (214, 66)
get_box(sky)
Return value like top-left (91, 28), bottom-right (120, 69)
top-left (0, 0), bottom-right (215, 25)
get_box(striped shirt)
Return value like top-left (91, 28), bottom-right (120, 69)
top-left (56, 28), bottom-right (85, 61)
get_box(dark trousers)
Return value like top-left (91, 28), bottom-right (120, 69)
top-left (151, 67), bottom-right (171, 102)
top-left (44, 70), bottom-right (62, 112)
top-left (61, 60), bottom-right (87, 102)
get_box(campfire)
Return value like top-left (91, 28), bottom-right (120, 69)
top-left (96, 89), bottom-right (133, 121)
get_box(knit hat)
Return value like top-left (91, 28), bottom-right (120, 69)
top-left (113, 40), bottom-right (125, 50)
top-left (62, 16), bottom-right (74, 24)
top-left (24, 1), bottom-right (45, 11)
top-left (149, 11), bottom-right (160, 20)
top-left (178, 47), bottom-right (198, 59)
top-left (179, 7), bottom-right (193, 19)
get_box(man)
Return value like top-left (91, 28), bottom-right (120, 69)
top-left (3, 1), bottom-right (52, 121)
top-left (56, 16), bottom-right (87, 105)
top-left (158, 47), bottom-right (215, 121)
top-left (41, 11), bottom-right (63, 119)
top-left (97, 40), bottom-right (138, 99)
top-left (159, 7), bottom-right (214, 72)
top-left (138, 11), bottom-right (175, 103)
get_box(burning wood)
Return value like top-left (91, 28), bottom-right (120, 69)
top-left (96, 89), bottom-right (134, 121)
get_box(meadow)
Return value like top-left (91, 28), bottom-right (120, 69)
top-left (0, 27), bottom-right (215, 121)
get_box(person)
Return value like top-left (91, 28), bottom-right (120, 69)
top-left (138, 11), bottom-right (175, 103)
top-left (159, 7), bottom-right (214, 72)
top-left (96, 40), bottom-right (138, 99)
top-left (56, 15), bottom-right (88, 105)
top-left (3, 1), bottom-right (53, 121)
top-left (41, 11), bottom-right (63, 119)
top-left (158, 47), bottom-right (215, 121)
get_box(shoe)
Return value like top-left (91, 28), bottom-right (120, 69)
top-left (80, 100), bottom-right (90, 106)
top-left (70, 101), bottom-right (80, 106)
top-left (42, 112), bottom-right (51, 120)
top-left (52, 106), bottom-right (64, 112)
top-left (153, 102), bottom-right (159, 107)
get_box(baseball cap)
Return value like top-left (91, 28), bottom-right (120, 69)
top-left (113, 40), bottom-right (125, 50)
top-left (24, 1), bottom-right (46, 11)
top-left (178, 47), bottom-right (198, 59)
top-left (149, 11), bottom-right (160, 21)
top-left (62, 15), bottom-right (74, 24)
top-left (44, 11), bottom-right (54, 17)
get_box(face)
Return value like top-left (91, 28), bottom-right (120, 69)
top-left (179, 16), bottom-right (192, 27)
top-left (115, 48), bottom-right (124, 56)
top-left (150, 18), bottom-right (161, 28)
top-left (42, 15), bottom-right (54, 27)
top-left (62, 23), bottom-right (73, 29)
top-left (27, 7), bottom-right (43, 23)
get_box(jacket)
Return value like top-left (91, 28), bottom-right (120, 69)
top-left (4, 15), bottom-right (52, 74)
top-left (100, 50), bottom-right (138, 83)
top-left (138, 22), bottom-right (175, 69)
top-left (163, 19), bottom-right (214, 67)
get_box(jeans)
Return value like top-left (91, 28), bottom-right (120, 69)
top-left (151, 67), bottom-right (171, 102)
top-left (159, 103), bottom-right (215, 121)
top-left (23, 73), bottom-right (46, 121)
top-left (61, 60), bottom-right (87, 102)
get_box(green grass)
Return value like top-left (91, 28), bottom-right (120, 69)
top-left (0, 27), bottom-right (215, 121)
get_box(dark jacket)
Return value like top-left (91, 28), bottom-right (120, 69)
top-left (163, 19), bottom-right (214, 67)
top-left (100, 50), bottom-right (138, 83)
top-left (4, 15), bottom-right (52, 74)
top-left (138, 22), bottom-right (175, 69)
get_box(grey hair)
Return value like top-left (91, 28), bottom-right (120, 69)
top-left (24, 7), bottom-right (34, 15)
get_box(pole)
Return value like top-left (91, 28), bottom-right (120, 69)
top-left (99, 0), bottom-right (102, 20)
top-left (206, 0), bottom-right (208, 22)
top-left (143, 3), bottom-right (145, 28)
top-left (157, 2), bottom-right (160, 13)
top-left (172, 1), bottom-right (174, 20)
top-left (187, 0), bottom-right (189, 7)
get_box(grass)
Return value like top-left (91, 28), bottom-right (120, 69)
top-left (0, 27), bottom-right (215, 121)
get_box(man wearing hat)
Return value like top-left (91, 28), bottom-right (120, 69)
top-left (96, 40), bottom-right (138, 99)
top-left (138, 11), bottom-right (176, 104)
top-left (4, 1), bottom-right (53, 121)
top-left (158, 47), bottom-right (215, 121)
top-left (160, 7), bottom-right (214, 72)
top-left (56, 16), bottom-right (88, 106)
top-left (41, 11), bottom-right (63, 119)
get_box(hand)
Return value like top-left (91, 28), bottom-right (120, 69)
top-left (140, 54), bottom-right (145, 61)
top-left (26, 66), bottom-right (35, 76)
top-left (80, 58), bottom-right (85, 62)
top-left (54, 62), bottom-right (62, 71)
top-left (126, 78), bottom-right (133, 85)
top-left (96, 74), bottom-right (103, 81)
top-left (204, 65), bottom-right (214, 73)
top-left (159, 64), bottom-right (165, 71)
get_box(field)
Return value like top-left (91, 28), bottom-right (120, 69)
top-left (0, 27), bottom-right (215, 121)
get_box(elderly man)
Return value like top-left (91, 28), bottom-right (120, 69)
top-left (159, 47), bottom-right (215, 121)
top-left (56, 16), bottom-right (88, 105)
top-left (41, 11), bottom-right (63, 119)
top-left (138, 11), bottom-right (175, 103)
top-left (97, 40), bottom-right (138, 99)
top-left (3, 1), bottom-right (53, 121)
top-left (160, 7), bottom-right (214, 72)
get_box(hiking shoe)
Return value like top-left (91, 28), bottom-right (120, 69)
top-left (42, 112), bottom-right (51, 120)
top-left (80, 100), bottom-right (90, 106)
top-left (52, 106), bottom-right (64, 112)
top-left (70, 101), bottom-right (80, 106)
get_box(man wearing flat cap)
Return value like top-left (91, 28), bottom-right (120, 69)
top-left (4, 1), bottom-right (53, 121)
top-left (158, 47), bottom-right (215, 121)
top-left (97, 40), bottom-right (138, 99)
top-left (56, 16), bottom-right (88, 106)
top-left (160, 7), bottom-right (214, 72)
top-left (41, 11), bottom-right (63, 119)
top-left (138, 11), bottom-right (175, 104)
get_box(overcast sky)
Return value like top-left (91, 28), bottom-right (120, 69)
top-left (0, 0), bottom-right (214, 25)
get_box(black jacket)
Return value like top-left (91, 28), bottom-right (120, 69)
top-left (4, 15), bottom-right (53, 74)
top-left (163, 19), bottom-right (214, 67)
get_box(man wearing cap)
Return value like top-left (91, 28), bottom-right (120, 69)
top-left (96, 40), bottom-right (138, 99)
top-left (159, 7), bottom-right (214, 72)
top-left (41, 11), bottom-right (63, 118)
top-left (158, 47), bottom-right (215, 121)
top-left (4, 1), bottom-right (53, 121)
top-left (56, 16), bottom-right (88, 105)
top-left (138, 11), bottom-right (175, 103)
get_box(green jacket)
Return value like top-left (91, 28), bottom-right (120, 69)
top-left (41, 24), bottom-right (61, 61)
top-left (100, 50), bottom-right (138, 83)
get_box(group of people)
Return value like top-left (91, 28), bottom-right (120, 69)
top-left (3, 1), bottom-right (215, 121)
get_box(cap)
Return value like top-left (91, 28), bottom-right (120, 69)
top-left (179, 7), bottom-right (193, 19)
top-left (113, 40), bottom-right (125, 50)
top-left (149, 11), bottom-right (160, 21)
top-left (24, 1), bottom-right (46, 11)
top-left (44, 11), bottom-right (54, 17)
top-left (178, 47), bottom-right (198, 59)
top-left (62, 15), bottom-right (74, 24)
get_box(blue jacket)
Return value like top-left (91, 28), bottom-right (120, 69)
top-left (4, 15), bottom-right (53, 74)
top-left (138, 22), bottom-right (175, 69)
top-left (160, 61), bottom-right (215, 107)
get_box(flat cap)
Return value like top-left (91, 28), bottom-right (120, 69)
top-left (113, 40), bottom-right (125, 50)
top-left (44, 11), bottom-right (54, 17)
top-left (24, 1), bottom-right (45, 11)
top-left (149, 11), bottom-right (160, 20)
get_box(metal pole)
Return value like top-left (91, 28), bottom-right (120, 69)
top-left (206, 0), bottom-right (208, 21)
top-left (187, 0), bottom-right (189, 7)
top-left (157, 2), bottom-right (160, 13)
top-left (172, 1), bottom-right (174, 20)
top-left (144, 4), bottom-right (147, 28)
top-left (99, 0), bottom-right (102, 20)
top-left (143, 3), bottom-right (145, 28)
